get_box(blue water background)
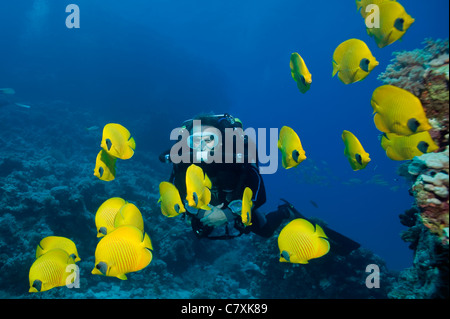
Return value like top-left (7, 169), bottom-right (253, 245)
top-left (1, 0), bottom-right (449, 272)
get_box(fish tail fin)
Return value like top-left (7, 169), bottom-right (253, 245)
top-left (332, 60), bottom-right (339, 77)
top-left (128, 136), bottom-right (136, 150)
top-left (142, 232), bottom-right (153, 251)
top-left (315, 237), bottom-right (331, 259)
top-left (14, 103), bottom-right (31, 109)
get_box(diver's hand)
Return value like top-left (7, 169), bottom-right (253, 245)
top-left (200, 204), bottom-right (228, 227)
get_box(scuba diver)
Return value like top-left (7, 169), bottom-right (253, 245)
top-left (159, 113), bottom-right (360, 255)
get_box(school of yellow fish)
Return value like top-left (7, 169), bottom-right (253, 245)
top-left (92, 197), bottom-right (152, 280)
top-left (29, 236), bottom-right (81, 292)
top-left (94, 123), bottom-right (136, 181)
top-left (29, 1), bottom-right (440, 293)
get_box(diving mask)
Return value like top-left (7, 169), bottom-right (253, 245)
top-left (187, 132), bottom-right (219, 151)
top-left (187, 131), bottom-right (220, 162)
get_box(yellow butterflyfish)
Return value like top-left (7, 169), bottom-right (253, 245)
top-left (158, 181), bottom-right (186, 217)
top-left (93, 149), bottom-right (117, 182)
top-left (29, 249), bottom-right (76, 293)
top-left (332, 38), bottom-right (379, 84)
top-left (114, 202), bottom-right (144, 233)
top-left (371, 85), bottom-right (432, 136)
top-left (342, 130), bottom-right (371, 171)
top-left (241, 187), bottom-right (253, 227)
top-left (278, 218), bottom-right (330, 264)
top-left (101, 123), bottom-right (136, 160)
top-left (278, 126), bottom-right (306, 169)
top-left (95, 197), bottom-right (126, 238)
top-left (92, 225), bottom-right (153, 280)
top-left (355, 0), bottom-right (396, 19)
top-left (290, 52), bottom-right (312, 94)
top-left (185, 164), bottom-right (212, 210)
top-left (380, 131), bottom-right (439, 161)
top-left (36, 236), bottom-right (81, 262)
top-left (367, 1), bottom-right (415, 48)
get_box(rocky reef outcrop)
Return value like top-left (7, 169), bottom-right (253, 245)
top-left (380, 38), bottom-right (449, 299)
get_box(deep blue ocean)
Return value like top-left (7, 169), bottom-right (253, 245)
top-left (0, 0), bottom-right (449, 299)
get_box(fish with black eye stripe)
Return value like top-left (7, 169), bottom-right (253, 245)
top-left (158, 113), bottom-right (361, 257)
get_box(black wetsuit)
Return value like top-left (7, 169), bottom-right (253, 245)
top-left (169, 161), bottom-right (287, 239)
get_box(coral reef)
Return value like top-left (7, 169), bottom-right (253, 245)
top-left (383, 38), bottom-right (449, 299)
top-left (394, 148), bottom-right (449, 298)
top-left (378, 38), bottom-right (449, 149)
top-left (378, 38), bottom-right (449, 95)
top-left (0, 101), bottom-right (399, 299)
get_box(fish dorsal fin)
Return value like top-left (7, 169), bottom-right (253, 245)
top-left (113, 124), bottom-right (131, 141)
top-left (293, 218), bottom-right (315, 234)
